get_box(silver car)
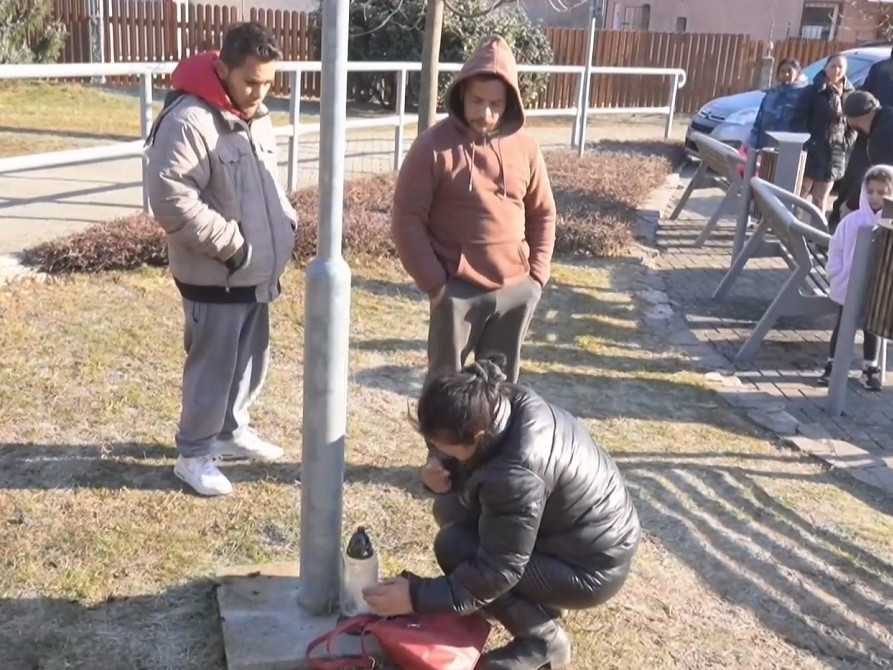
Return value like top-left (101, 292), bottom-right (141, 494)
top-left (685, 46), bottom-right (890, 155)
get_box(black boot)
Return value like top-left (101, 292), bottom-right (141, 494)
top-left (479, 597), bottom-right (572, 670)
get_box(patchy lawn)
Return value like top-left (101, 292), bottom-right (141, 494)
top-left (0, 80), bottom-right (368, 157)
top-left (1, 256), bottom-right (891, 669)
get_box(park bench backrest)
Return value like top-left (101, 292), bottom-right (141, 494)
top-left (691, 132), bottom-right (745, 186)
top-left (750, 177), bottom-right (832, 295)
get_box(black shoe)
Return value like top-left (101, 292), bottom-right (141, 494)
top-left (817, 361), bottom-right (833, 387)
top-left (862, 366), bottom-right (883, 392)
top-left (478, 621), bottom-right (571, 670)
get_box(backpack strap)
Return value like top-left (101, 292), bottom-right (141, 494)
top-left (306, 614), bottom-right (379, 670)
top-left (144, 90), bottom-right (188, 149)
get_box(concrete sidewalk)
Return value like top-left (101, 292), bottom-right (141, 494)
top-left (656, 174), bottom-right (893, 496)
top-left (0, 115), bottom-right (686, 259)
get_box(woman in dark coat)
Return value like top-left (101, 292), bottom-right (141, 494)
top-left (364, 359), bottom-right (641, 670)
top-left (802, 53), bottom-right (856, 214)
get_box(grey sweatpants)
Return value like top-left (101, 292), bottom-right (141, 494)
top-left (176, 299), bottom-right (271, 458)
top-left (427, 277), bottom-right (542, 383)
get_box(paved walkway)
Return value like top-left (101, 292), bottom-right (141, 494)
top-left (656, 174), bottom-right (893, 495)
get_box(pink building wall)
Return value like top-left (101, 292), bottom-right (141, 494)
top-left (602, 0), bottom-right (804, 40)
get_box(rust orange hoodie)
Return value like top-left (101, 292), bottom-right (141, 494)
top-left (392, 37), bottom-right (557, 294)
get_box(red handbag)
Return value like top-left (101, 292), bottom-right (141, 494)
top-left (306, 612), bottom-right (491, 670)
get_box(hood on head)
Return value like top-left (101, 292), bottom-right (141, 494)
top-left (171, 51), bottom-right (246, 120)
top-left (859, 164), bottom-right (893, 215)
top-left (446, 36), bottom-right (525, 135)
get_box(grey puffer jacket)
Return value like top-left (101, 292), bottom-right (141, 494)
top-left (412, 388), bottom-right (641, 614)
top-left (146, 62), bottom-right (297, 303)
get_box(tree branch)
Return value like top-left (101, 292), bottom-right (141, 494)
top-left (443, 0), bottom-right (516, 20)
top-left (348, 0), bottom-right (410, 38)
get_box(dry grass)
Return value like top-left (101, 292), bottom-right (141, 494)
top-left (1, 256), bottom-right (892, 669)
top-left (0, 133), bottom-right (91, 158)
top-left (0, 81), bottom-right (299, 144)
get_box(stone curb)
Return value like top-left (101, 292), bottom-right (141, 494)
top-left (0, 253), bottom-right (47, 287)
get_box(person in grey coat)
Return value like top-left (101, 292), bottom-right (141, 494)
top-left (364, 358), bottom-right (641, 670)
top-left (146, 22), bottom-right (297, 496)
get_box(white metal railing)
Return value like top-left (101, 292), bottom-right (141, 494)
top-left (0, 60), bottom-right (686, 208)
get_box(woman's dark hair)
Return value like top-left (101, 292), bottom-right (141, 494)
top-left (416, 356), bottom-right (510, 445)
top-left (220, 22), bottom-right (282, 68)
top-left (777, 58), bottom-right (801, 74)
top-left (826, 52), bottom-right (847, 66)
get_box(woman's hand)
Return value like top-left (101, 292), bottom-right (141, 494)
top-left (421, 456), bottom-right (452, 494)
top-left (363, 577), bottom-right (413, 617)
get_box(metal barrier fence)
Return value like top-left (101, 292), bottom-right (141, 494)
top-left (0, 60), bottom-right (686, 208)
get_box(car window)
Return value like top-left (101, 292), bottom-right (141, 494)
top-left (801, 55), bottom-right (876, 86)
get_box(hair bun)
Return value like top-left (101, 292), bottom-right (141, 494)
top-left (471, 355), bottom-right (508, 385)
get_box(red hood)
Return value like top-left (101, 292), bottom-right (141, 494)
top-left (171, 51), bottom-right (246, 119)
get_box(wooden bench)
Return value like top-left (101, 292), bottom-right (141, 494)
top-left (718, 177), bottom-right (837, 364)
top-left (669, 132), bottom-right (747, 247)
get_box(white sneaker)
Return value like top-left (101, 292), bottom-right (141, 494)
top-left (214, 430), bottom-right (284, 463)
top-left (174, 456), bottom-right (233, 496)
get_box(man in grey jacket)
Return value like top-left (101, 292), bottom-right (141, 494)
top-left (146, 22), bottom-right (297, 496)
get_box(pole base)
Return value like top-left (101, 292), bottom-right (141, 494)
top-left (217, 562), bottom-right (382, 669)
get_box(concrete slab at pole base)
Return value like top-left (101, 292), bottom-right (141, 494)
top-left (216, 562), bottom-right (382, 670)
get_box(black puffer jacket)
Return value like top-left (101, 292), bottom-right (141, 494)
top-left (863, 56), bottom-right (893, 107)
top-left (413, 388), bottom-right (641, 614)
top-left (843, 106), bottom-right (893, 213)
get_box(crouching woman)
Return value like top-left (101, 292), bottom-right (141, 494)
top-left (364, 359), bottom-right (641, 670)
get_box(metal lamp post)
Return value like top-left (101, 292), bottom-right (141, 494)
top-left (298, 0), bottom-right (352, 616)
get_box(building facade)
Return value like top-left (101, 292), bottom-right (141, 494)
top-left (523, 0), bottom-right (889, 43)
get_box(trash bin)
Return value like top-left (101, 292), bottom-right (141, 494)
top-left (865, 227), bottom-right (893, 339)
top-left (758, 148), bottom-right (778, 182)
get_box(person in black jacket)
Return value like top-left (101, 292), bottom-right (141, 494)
top-left (830, 47), bottom-right (893, 228)
top-left (844, 92), bottom-right (893, 174)
top-left (862, 47), bottom-right (893, 107)
top-left (364, 359), bottom-right (641, 670)
top-left (801, 53), bottom-right (856, 215)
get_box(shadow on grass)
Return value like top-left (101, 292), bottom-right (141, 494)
top-left (0, 580), bottom-right (224, 670)
top-left (354, 364), bottom-right (761, 441)
top-left (0, 441), bottom-right (428, 498)
top-left (616, 450), bottom-right (893, 669)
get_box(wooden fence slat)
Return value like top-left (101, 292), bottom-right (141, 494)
top-left (127, 0), bottom-right (136, 69)
top-left (139, 1), bottom-right (147, 62)
top-left (188, 2), bottom-right (197, 54)
top-left (47, 10), bottom-right (862, 112)
top-left (151, 0), bottom-right (160, 63)
top-left (274, 9), bottom-right (283, 93)
top-left (71, 0), bottom-right (81, 62)
top-left (557, 28), bottom-right (570, 109)
top-left (680, 30), bottom-right (697, 113)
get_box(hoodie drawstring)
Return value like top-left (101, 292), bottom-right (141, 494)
top-left (464, 138), bottom-right (506, 197)
top-left (495, 137), bottom-right (507, 199)
top-left (467, 143), bottom-right (476, 192)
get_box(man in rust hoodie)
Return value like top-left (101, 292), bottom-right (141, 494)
top-left (392, 36), bottom-right (556, 386)
top-left (146, 23), bottom-right (297, 496)
top-left (392, 37), bottom-right (557, 498)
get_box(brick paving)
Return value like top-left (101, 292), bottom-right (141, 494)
top-left (655, 176), bottom-right (893, 495)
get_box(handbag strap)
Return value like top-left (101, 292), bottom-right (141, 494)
top-left (305, 614), bottom-right (380, 670)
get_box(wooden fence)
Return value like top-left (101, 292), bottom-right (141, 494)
top-left (543, 29), bottom-right (857, 114)
top-left (52, 0), bottom-right (319, 93)
top-left (51, 1), bottom-right (854, 112)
